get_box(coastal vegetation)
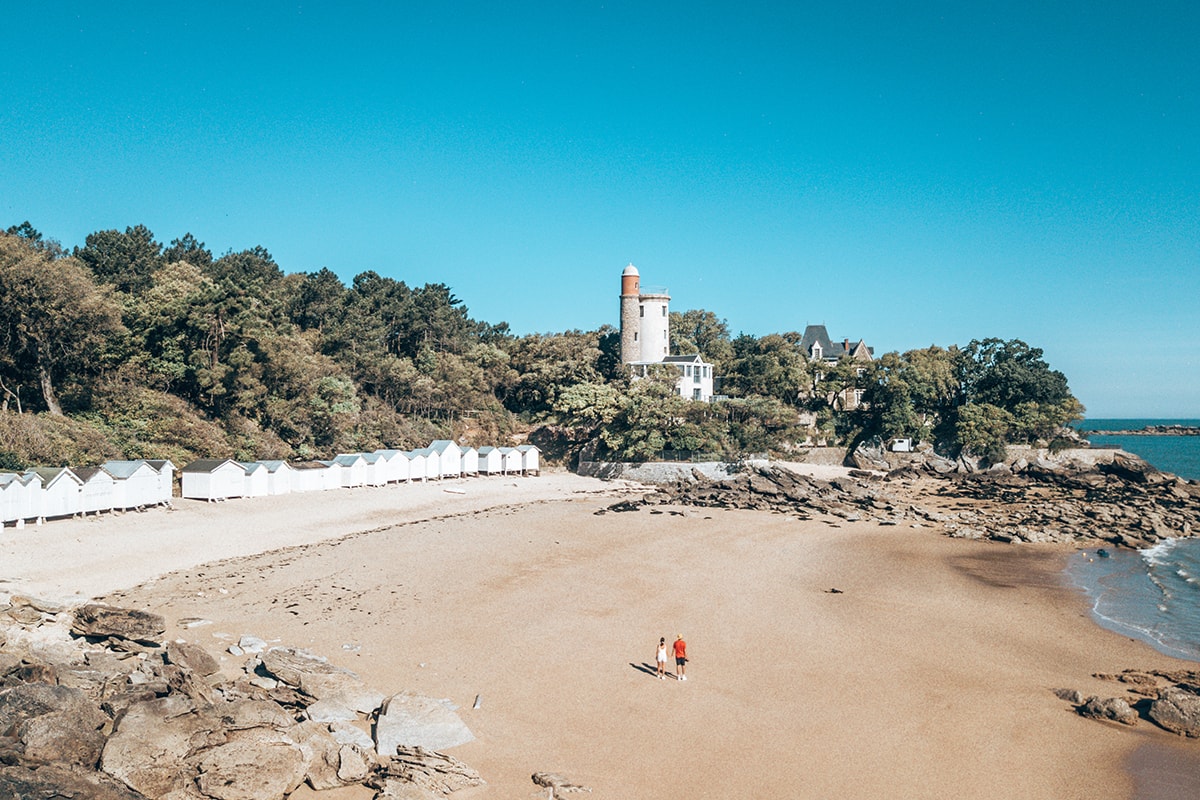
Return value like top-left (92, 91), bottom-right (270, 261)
top-left (0, 222), bottom-right (1082, 467)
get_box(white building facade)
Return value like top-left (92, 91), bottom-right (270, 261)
top-left (618, 263), bottom-right (716, 402)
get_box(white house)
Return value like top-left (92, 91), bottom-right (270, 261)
top-left (429, 440), bottom-right (462, 479)
top-left (27, 467), bottom-right (83, 520)
top-left (103, 460), bottom-right (163, 510)
top-left (181, 459), bottom-right (247, 501)
top-left (516, 444), bottom-right (541, 476)
top-left (460, 447), bottom-right (479, 476)
top-left (476, 446), bottom-right (503, 475)
top-left (74, 466), bottom-right (116, 515)
top-left (332, 454), bottom-right (368, 487)
top-left (374, 449), bottom-right (410, 483)
top-left (498, 447), bottom-right (522, 475)
top-left (144, 459), bottom-right (176, 504)
top-left (240, 462), bottom-right (270, 498)
top-left (258, 460), bottom-right (295, 495)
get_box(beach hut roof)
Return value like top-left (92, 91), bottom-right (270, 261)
top-left (429, 440), bottom-right (459, 454)
top-left (290, 461), bottom-right (330, 471)
top-left (26, 466), bottom-right (83, 486)
top-left (144, 459), bottom-right (176, 472)
top-left (181, 459), bottom-right (240, 473)
top-left (258, 460), bottom-right (292, 473)
top-left (375, 449), bottom-right (404, 457)
top-left (102, 460), bottom-right (155, 479)
top-left (361, 453), bottom-right (382, 464)
top-left (517, 444), bottom-right (540, 453)
top-left (410, 447), bottom-right (433, 457)
top-left (477, 446), bottom-right (496, 455)
top-left (74, 466), bottom-right (113, 483)
top-left (333, 454), bottom-right (366, 466)
top-left (0, 472), bottom-right (21, 488)
top-left (238, 462), bottom-right (267, 475)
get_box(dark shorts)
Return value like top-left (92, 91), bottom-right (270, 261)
top-left (675, 656), bottom-right (687, 666)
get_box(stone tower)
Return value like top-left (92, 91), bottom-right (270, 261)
top-left (619, 263), bottom-right (641, 364)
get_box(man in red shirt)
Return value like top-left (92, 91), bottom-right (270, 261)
top-left (673, 634), bottom-right (688, 681)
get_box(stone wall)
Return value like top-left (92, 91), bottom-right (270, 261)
top-left (577, 460), bottom-right (765, 484)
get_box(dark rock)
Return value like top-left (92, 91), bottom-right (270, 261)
top-left (72, 605), bottom-right (165, 643)
top-left (0, 764), bottom-right (148, 800)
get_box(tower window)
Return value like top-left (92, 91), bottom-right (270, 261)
top-left (662, 306), bottom-right (667, 316)
top-left (634, 332), bottom-right (638, 341)
top-left (640, 307), bottom-right (645, 317)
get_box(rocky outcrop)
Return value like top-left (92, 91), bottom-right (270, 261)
top-left (613, 453), bottom-right (1200, 550)
top-left (0, 601), bottom-right (483, 800)
top-left (1069, 669), bottom-right (1200, 738)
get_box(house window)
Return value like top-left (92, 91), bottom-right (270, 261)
top-left (685, 365), bottom-right (692, 377)
top-left (693, 388), bottom-right (702, 400)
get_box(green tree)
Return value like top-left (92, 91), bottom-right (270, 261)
top-left (0, 234), bottom-right (126, 414)
top-left (670, 309), bottom-right (734, 372)
top-left (955, 403), bottom-right (1013, 463)
top-left (75, 224), bottom-right (163, 294)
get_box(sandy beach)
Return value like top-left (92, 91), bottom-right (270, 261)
top-left (5, 467), bottom-right (1199, 798)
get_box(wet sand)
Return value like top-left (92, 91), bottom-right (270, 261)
top-left (47, 477), bottom-right (1197, 799)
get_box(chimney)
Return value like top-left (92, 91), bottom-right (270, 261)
top-left (844, 338), bottom-right (850, 353)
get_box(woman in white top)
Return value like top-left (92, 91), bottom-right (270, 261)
top-left (656, 637), bottom-right (668, 680)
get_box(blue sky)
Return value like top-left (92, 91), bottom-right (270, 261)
top-left (2, 2), bottom-right (1196, 417)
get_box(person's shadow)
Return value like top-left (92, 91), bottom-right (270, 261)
top-left (630, 662), bottom-right (660, 678)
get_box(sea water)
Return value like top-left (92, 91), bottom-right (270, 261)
top-left (1067, 419), bottom-right (1200, 661)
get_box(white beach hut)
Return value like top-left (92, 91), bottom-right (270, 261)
top-left (74, 466), bottom-right (116, 515)
top-left (332, 454), bottom-right (368, 487)
top-left (288, 462), bottom-right (324, 493)
top-left (258, 460), bottom-right (295, 495)
top-left (517, 444), bottom-right (541, 476)
top-left (413, 447), bottom-right (441, 481)
top-left (429, 440), bottom-right (462, 479)
top-left (0, 473), bottom-right (23, 526)
top-left (405, 451), bottom-right (427, 483)
top-left (374, 449), bottom-right (410, 484)
top-left (5, 473), bottom-right (42, 526)
top-left (476, 446), bottom-right (503, 475)
top-left (498, 447), bottom-right (522, 475)
top-left (103, 460), bottom-right (163, 510)
top-left (316, 460), bottom-right (346, 490)
top-left (181, 459), bottom-right (246, 501)
top-left (460, 446), bottom-right (479, 476)
top-left (361, 452), bottom-right (388, 487)
top-left (240, 462), bottom-right (270, 498)
top-left (144, 459), bottom-right (177, 504)
top-left (27, 467), bottom-right (83, 520)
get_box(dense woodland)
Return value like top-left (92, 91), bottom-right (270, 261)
top-left (0, 223), bottom-right (1084, 469)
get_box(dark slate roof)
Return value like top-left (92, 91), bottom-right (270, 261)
top-left (662, 354), bottom-right (708, 364)
top-left (289, 461), bottom-right (330, 471)
top-left (73, 466), bottom-right (112, 483)
top-left (181, 459), bottom-right (239, 473)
